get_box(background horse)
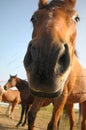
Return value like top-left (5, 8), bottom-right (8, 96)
top-left (0, 86), bottom-right (21, 119)
top-left (4, 75), bottom-right (34, 127)
top-left (24, 0), bottom-right (86, 130)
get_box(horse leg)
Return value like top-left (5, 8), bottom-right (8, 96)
top-left (22, 104), bottom-right (31, 126)
top-left (16, 104), bottom-right (25, 127)
top-left (28, 97), bottom-right (46, 130)
top-left (10, 102), bottom-right (16, 119)
top-left (47, 93), bottom-right (68, 130)
top-left (57, 116), bottom-right (61, 130)
top-left (78, 103), bottom-right (82, 122)
top-left (66, 103), bottom-right (74, 130)
top-left (6, 103), bottom-right (11, 116)
top-left (81, 101), bottom-right (86, 130)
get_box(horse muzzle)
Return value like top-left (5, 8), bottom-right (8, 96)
top-left (24, 39), bottom-right (70, 98)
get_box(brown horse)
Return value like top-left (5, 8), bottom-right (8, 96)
top-left (24, 0), bottom-right (86, 130)
top-left (4, 75), bottom-right (34, 127)
top-left (0, 86), bottom-right (21, 119)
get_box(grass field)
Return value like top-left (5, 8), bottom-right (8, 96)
top-left (0, 104), bottom-right (81, 130)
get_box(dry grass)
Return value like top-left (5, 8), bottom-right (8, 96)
top-left (0, 104), bottom-right (81, 130)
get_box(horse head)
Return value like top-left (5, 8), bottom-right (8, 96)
top-left (4, 75), bottom-right (17, 90)
top-left (24, 0), bottom-right (80, 98)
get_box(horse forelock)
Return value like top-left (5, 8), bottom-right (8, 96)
top-left (39, 0), bottom-right (75, 10)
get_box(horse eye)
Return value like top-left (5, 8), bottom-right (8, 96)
top-left (72, 15), bottom-right (80, 23)
top-left (75, 16), bottom-right (80, 22)
top-left (31, 15), bottom-right (37, 24)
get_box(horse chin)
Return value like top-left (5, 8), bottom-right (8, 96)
top-left (29, 67), bottom-right (71, 98)
top-left (29, 87), bottom-right (63, 98)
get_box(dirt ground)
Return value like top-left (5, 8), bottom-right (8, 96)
top-left (0, 104), bottom-right (81, 130)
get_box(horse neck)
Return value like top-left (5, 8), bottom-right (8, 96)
top-left (68, 55), bottom-right (84, 84)
top-left (72, 55), bottom-right (83, 75)
top-left (16, 78), bottom-right (29, 92)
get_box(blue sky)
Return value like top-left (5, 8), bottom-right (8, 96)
top-left (0, 0), bottom-right (38, 84)
top-left (0, 0), bottom-right (86, 85)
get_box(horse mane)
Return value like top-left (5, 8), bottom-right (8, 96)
top-left (16, 77), bottom-right (29, 90)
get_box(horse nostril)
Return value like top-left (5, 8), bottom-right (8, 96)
top-left (24, 41), bottom-right (39, 69)
top-left (58, 44), bottom-right (70, 73)
top-left (59, 44), bottom-right (67, 65)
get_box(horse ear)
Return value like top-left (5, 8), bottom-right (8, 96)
top-left (15, 74), bottom-right (17, 77)
top-left (39, 0), bottom-right (48, 9)
top-left (64, 0), bottom-right (76, 8)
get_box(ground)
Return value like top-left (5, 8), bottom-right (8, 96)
top-left (0, 104), bottom-right (81, 130)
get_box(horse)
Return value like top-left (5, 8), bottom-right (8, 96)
top-left (24, 0), bottom-right (86, 130)
top-left (0, 86), bottom-right (21, 119)
top-left (4, 75), bottom-right (34, 127)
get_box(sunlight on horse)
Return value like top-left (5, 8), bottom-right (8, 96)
top-left (0, 86), bottom-right (21, 119)
top-left (24, 0), bottom-right (86, 130)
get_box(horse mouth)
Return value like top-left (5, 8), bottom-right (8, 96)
top-left (30, 88), bottom-right (62, 98)
top-left (29, 67), bottom-right (71, 98)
